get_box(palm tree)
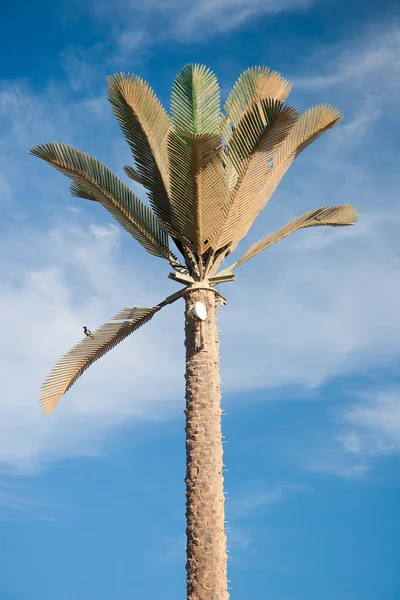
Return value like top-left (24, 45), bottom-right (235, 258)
top-left (30, 64), bottom-right (357, 600)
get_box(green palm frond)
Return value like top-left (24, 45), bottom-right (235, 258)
top-left (167, 65), bottom-right (229, 255)
top-left (220, 204), bottom-right (358, 273)
top-left (107, 74), bottom-right (177, 233)
top-left (171, 64), bottom-right (221, 135)
top-left (30, 142), bottom-right (172, 261)
top-left (39, 307), bottom-right (160, 415)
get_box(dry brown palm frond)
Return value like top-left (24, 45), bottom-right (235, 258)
top-left (226, 98), bottom-right (299, 181)
top-left (30, 142), bottom-right (173, 261)
top-left (210, 104), bottom-right (343, 260)
top-left (219, 204), bottom-right (358, 273)
top-left (168, 130), bottom-right (229, 255)
top-left (250, 104), bottom-right (344, 222)
top-left (208, 99), bottom-right (299, 254)
top-left (228, 163), bottom-right (239, 191)
top-left (39, 307), bottom-right (160, 415)
top-left (224, 66), bottom-right (292, 133)
top-left (221, 68), bottom-right (292, 189)
top-left (107, 74), bottom-right (178, 234)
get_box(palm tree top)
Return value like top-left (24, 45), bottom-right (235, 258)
top-left (30, 63), bottom-right (358, 414)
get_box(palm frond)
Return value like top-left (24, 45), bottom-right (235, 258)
top-left (107, 74), bottom-right (177, 232)
top-left (123, 165), bottom-right (145, 185)
top-left (39, 307), bottom-right (160, 415)
top-left (226, 98), bottom-right (299, 180)
top-left (168, 130), bottom-right (229, 255)
top-left (254, 104), bottom-right (343, 215)
top-left (210, 104), bottom-right (342, 258)
top-left (208, 100), bottom-right (299, 253)
top-left (69, 180), bottom-right (96, 200)
top-left (224, 204), bottom-right (358, 271)
top-left (171, 64), bottom-right (221, 135)
top-left (30, 142), bottom-right (172, 260)
top-left (224, 66), bottom-right (292, 130)
top-left (169, 65), bottom-right (227, 253)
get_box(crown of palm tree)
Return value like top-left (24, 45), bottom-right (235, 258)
top-left (30, 64), bottom-right (357, 415)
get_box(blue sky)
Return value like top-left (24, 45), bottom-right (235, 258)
top-left (1, 0), bottom-right (400, 598)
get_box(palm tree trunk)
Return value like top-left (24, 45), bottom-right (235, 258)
top-left (184, 287), bottom-right (229, 600)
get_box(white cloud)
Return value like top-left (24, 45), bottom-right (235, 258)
top-left (221, 205), bottom-right (400, 394)
top-left (307, 390), bottom-right (400, 478)
top-left (1, 23), bottom-right (400, 475)
top-left (0, 489), bottom-right (36, 512)
top-left (310, 459), bottom-right (370, 480)
top-left (0, 481), bottom-right (51, 523)
top-left (0, 80), bottom-right (183, 473)
top-left (153, 534), bottom-right (186, 563)
top-left (0, 171), bottom-right (11, 205)
top-left (171, 0), bottom-right (313, 38)
top-left (228, 483), bottom-right (311, 518)
top-left (0, 218), bottom-right (184, 473)
top-left (227, 525), bottom-right (252, 550)
top-left (293, 24), bottom-right (400, 91)
top-left (341, 392), bottom-right (400, 455)
top-left (85, 0), bottom-right (314, 58)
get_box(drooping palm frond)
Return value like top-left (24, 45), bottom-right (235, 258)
top-left (219, 204), bottom-right (358, 274)
top-left (39, 307), bottom-right (160, 415)
top-left (39, 284), bottom-right (190, 416)
top-left (168, 65), bottom-right (229, 256)
top-left (107, 74), bottom-right (177, 232)
top-left (30, 143), bottom-right (172, 261)
top-left (209, 104), bottom-right (343, 262)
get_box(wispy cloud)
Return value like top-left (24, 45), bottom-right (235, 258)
top-left (340, 391), bottom-right (400, 456)
top-left (84, 0), bottom-right (315, 59)
top-left (2, 20), bottom-right (400, 474)
top-left (227, 525), bottom-right (252, 550)
top-left (0, 489), bottom-right (37, 512)
top-left (222, 206), bottom-right (400, 394)
top-left (0, 482), bottom-right (55, 523)
top-left (228, 483), bottom-right (311, 518)
top-left (308, 389), bottom-right (400, 478)
top-left (0, 80), bottom-right (183, 472)
top-left (154, 534), bottom-right (186, 564)
top-left (0, 218), bottom-right (184, 473)
top-left (310, 459), bottom-right (370, 480)
top-left (293, 24), bottom-right (400, 91)
top-left (169, 0), bottom-right (314, 39)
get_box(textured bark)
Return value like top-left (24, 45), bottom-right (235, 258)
top-left (184, 288), bottom-right (229, 600)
